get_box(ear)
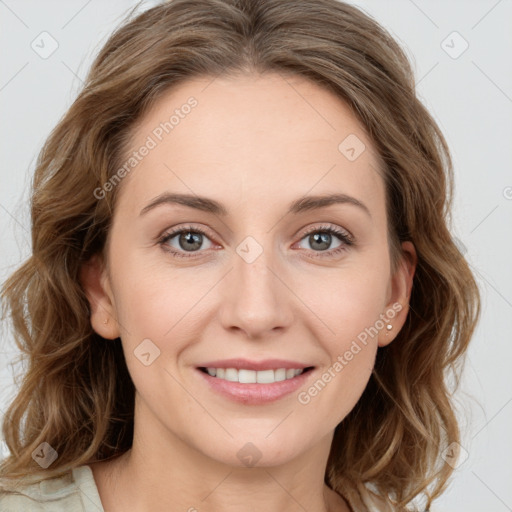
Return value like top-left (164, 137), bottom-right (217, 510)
top-left (79, 253), bottom-right (120, 340)
top-left (378, 241), bottom-right (417, 347)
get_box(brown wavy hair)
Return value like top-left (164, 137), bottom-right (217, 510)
top-left (0, 0), bottom-right (481, 510)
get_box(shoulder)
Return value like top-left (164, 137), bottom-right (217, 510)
top-left (0, 465), bottom-right (103, 512)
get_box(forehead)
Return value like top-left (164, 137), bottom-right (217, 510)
top-left (115, 72), bottom-right (385, 221)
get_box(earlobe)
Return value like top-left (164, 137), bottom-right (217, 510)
top-left (79, 253), bottom-right (120, 340)
top-left (378, 241), bottom-right (417, 347)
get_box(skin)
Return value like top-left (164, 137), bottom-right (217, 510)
top-left (81, 72), bottom-right (417, 512)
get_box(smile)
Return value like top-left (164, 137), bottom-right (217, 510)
top-left (199, 367), bottom-right (313, 384)
top-left (195, 361), bottom-right (316, 404)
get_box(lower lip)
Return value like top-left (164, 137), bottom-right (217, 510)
top-left (196, 368), bottom-right (314, 405)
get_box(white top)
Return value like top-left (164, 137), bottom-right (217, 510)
top-left (0, 465), bottom-right (104, 512)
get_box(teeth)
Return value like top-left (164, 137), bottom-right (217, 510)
top-left (257, 369), bottom-right (275, 384)
top-left (225, 368), bottom-right (238, 382)
top-left (274, 368), bottom-right (286, 381)
top-left (239, 369), bottom-right (256, 383)
top-left (205, 367), bottom-right (305, 384)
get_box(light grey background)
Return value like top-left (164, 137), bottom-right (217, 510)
top-left (1, 1), bottom-right (511, 511)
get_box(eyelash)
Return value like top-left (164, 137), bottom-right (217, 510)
top-left (157, 223), bottom-right (354, 260)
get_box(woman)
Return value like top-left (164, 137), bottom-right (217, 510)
top-left (0, 0), bottom-right (480, 510)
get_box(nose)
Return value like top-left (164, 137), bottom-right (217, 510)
top-left (218, 239), bottom-right (295, 340)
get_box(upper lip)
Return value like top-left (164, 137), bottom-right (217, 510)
top-left (197, 358), bottom-right (314, 371)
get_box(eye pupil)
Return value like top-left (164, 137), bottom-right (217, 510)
top-left (180, 231), bottom-right (202, 251)
top-left (310, 232), bottom-right (331, 251)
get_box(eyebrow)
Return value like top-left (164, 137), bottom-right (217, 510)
top-left (139, 192), bottom-right (371, 218)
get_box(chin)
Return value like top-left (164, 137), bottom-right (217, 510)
top-left (201, 433), bottom-right (309, 469)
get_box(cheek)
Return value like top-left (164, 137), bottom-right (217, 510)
top-left (296, 307), bottom-right (378, 431)
top-left (304, 263), bottom-right (389, 342)
top-left (297, 265), bottom-right (387, 409)
top-left (112, 251), bottom-right (214, 341)
top-left (312, 345), bottom-right (376, 426)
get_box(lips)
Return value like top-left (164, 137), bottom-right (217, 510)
top-left (195, 358), bottom-right (316, 404)
top-left (196, 358), bottom-right (312, 371)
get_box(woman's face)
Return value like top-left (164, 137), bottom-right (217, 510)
top-left (84, 72), bottom-right (415, 468)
